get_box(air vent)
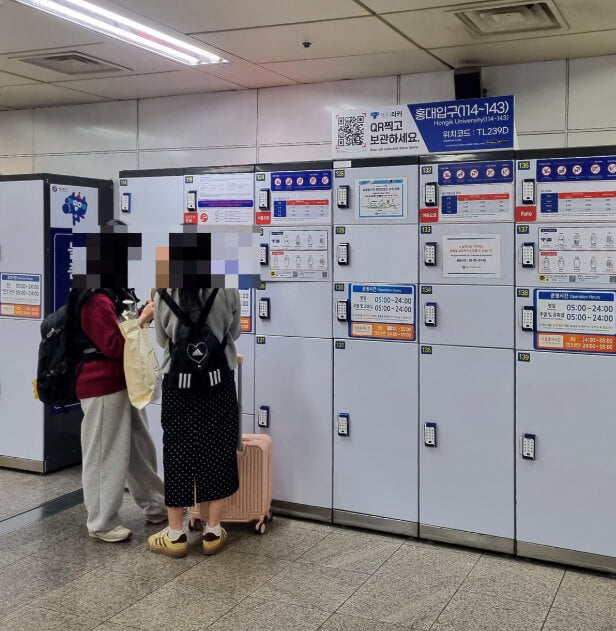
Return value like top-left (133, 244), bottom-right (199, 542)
top-left (16, 51), bottom-right (128, 75)
top-left (454, 1), bottom-right (567, 37)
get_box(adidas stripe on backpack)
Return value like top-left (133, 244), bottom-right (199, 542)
top-left (158, 289), bottom-right (230, 391)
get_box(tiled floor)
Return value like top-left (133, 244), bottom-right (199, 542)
top-left (2, 475), bottom-right (616, 630)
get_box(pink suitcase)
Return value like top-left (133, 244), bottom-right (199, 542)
top-left (189, 356), bottom-right (273, 534)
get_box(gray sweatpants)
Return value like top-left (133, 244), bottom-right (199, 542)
top-left (81, 389), bottom-right (165, 533)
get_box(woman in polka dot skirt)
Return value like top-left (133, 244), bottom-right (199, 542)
top-left (147, 288), bottom-right (242, 558)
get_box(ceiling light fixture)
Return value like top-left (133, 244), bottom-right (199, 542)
top-left (13, 0), bottom-right (226, 66)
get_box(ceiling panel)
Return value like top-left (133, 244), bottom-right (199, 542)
top-left (194, 17), bottom-right (417, 64)
top-left (363, 0), bottom-right (499, 12)
top-left (557, 0), bottom-right (616, 32)
top-left (111, 0), bottom-right (367, 33)
top-left (0, 71), bottom-right (37, 87)
top-left (55, 69), bottom-right (242, 100)
top-left (0, 84), bottom-right (106, 109)
top-left (194, 59), bottom-right (297, 89)
top-left (432, 31), bottom-right (616, 67)
top-left (0, 2), bottom-right (101, 54)
top-left (262, 51), bottom-right (447, 83)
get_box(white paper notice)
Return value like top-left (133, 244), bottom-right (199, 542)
top-left (357, 178), bottom-right (406, 218)
top-left (442, 234), bottom-right (502, 278)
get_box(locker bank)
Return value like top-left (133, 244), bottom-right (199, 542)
top-left (5, 1), bottom-right (616, 627)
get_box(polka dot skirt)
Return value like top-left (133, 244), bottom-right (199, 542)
top-left (161, 371), bottom-right (239, 507)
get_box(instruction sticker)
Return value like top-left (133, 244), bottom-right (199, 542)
top-left (239, 289), bottom-right (253, 332)
top-left (349, 284), bottom-right (415, 341)
top-left (268, 229), bottom-right (329, 279)
top-left (357, 178), bottom-right (406, 218)
top-left (190, 173), bottom-right (254, 225)
top-left (257, 170), bottom-right (332, 226)
top-left (538, 226), bottom-right (616, 284)
top-left (0, 273), bottom-right (42, 318)
top-left (534, 289), bottom-right (616, 353)
top-left (442, 234), bottom-right (502, 278)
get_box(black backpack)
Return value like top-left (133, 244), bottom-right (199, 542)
top-left (36, 289), bottom-right (125, 407)
top-left (159, 289), bottom-right (229, 391)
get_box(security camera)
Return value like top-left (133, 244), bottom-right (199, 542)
top-left (302, 41), bottom-right (312, 48)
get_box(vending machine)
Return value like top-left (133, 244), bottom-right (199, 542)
top-left (514, 148), bottom-right (616, 572)
top-left (254, 162), bottom-right (333, 520)
top-left (331, 157), bottom-right (419, 536)
top-left (0, 174), bottom-right (112, 472)
top-left (417, 153), bottom-right (516, 553)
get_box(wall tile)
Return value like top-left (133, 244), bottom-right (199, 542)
top-left (138, 91), bottom-right (257, 150)
top-left (569, 55), bottom-right (616, 130)
top-left (0, 110), bottom-right (33, 155)
top-left (138, 147), bottom-right (257, 170)
top-left (483, 61), bottom-right (566, 133)
top-left (258, 76), bottom-right (397, 145)
top-left (399, 70), bottom-right (454, 104)
top-left (34, 101), bottom-right (137, 153)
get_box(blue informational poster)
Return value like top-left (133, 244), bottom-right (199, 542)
top-left (333, 96), bottom-right (515, 158)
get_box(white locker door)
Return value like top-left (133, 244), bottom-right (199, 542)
top-left (147, 403), bottom-right (164, 479)
top-left (255, 282), bottom-right (332, 338)
top-left (419, 223), bottom-right (515, 286)
top-left (333, 339), bottom-right (417, 523)
top-left (333, 224), bottom-right (418, 283)
top-left (332, 163), bottom-right (419, 225)
top-left (420, 345), bottom-right (514, 542)
top-left (121, 176), bottom-right (184, 299)
top-left (517, 351), bottom-right (616, 559)
top-left (255, 336), bottom-right (332, 511)
top-left (0, 318), bottom-right (45, 461)
top-left (235, 333), bottom-right (255, 416)
top-left (419, 285), bottom-right (514, 348)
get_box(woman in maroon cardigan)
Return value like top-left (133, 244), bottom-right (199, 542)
top-left (74, 289), bottom-right (166, 542)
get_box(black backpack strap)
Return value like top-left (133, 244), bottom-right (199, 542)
top-left (158, 290), bottom-right (193, 327)
top-left (196, 289), bottom-right (219, 326)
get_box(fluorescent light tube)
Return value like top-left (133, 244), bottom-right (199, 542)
top-left (13, 0), bottom-right (226, 66)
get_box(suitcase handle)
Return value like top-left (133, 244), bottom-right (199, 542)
top-left (236, 354), bottom-right (243, 451)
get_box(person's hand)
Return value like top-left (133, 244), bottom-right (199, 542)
top-left (138, 300), bottom-right (154, 328)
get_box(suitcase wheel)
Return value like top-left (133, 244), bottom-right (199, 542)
top-left (254, 520), bottom-right (266, 535)
top-left (266, 512), bottom-right (273, 523)
top-left (189, 518), bottom-right (203, 532)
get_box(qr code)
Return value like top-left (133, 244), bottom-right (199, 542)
top-left (337, 114), bottom-right (365, 148)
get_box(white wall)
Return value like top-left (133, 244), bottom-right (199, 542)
top-left (1, 55), bottom-right (616, 181)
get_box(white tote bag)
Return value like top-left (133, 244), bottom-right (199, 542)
top-left (118, 318), bottom-right (161, 409)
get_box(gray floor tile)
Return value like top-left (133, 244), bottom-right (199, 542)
top-left (36, 532), bottom-right (139, 571)
top-left (109, 582), bottom-right (238, 631)
top-left (320, 613), bottom-right (419, 630)
top-left (0, 605), bottom-right (100, 631)
top-left (94, 625), bottom-right (140, 631)
top-left (543, 606), bottom-right (616, 631)
top-left (296, 530), bottom-right (403, 574)
top-left (338, 573), bottom-right (458, 629)
top-left (376, 540), bottom-right (480, 585)
top-left (553, 570), bottom-right (616, 618)
top-left (98, 540), bottom-right (203, 580)
top-left (251, 561), bottom-right (370, 611)
top-left (173, 550), bottom-right (290, 600)
top-left (460, 554), bottom-right (564, 605)
top-left (3, 553), bottom-right (93, 586)
top-left (207, 596), bottom-right (330, 631)
top-left (32, 567), bottom-right (166, 624)
top-left (0, 574), bottom-right (51, 618)
top-left (431, 590), bottom-right (549, 631)
top-left (228, 519), bottom-right (329, 560)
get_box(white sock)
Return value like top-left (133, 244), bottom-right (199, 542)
top-left (167, 527), bottom-right (185, 542)
top-left (205, 523), bottom-right (221, 537)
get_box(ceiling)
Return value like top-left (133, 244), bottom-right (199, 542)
top-left (0, 0), bottom-right (616, 109)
